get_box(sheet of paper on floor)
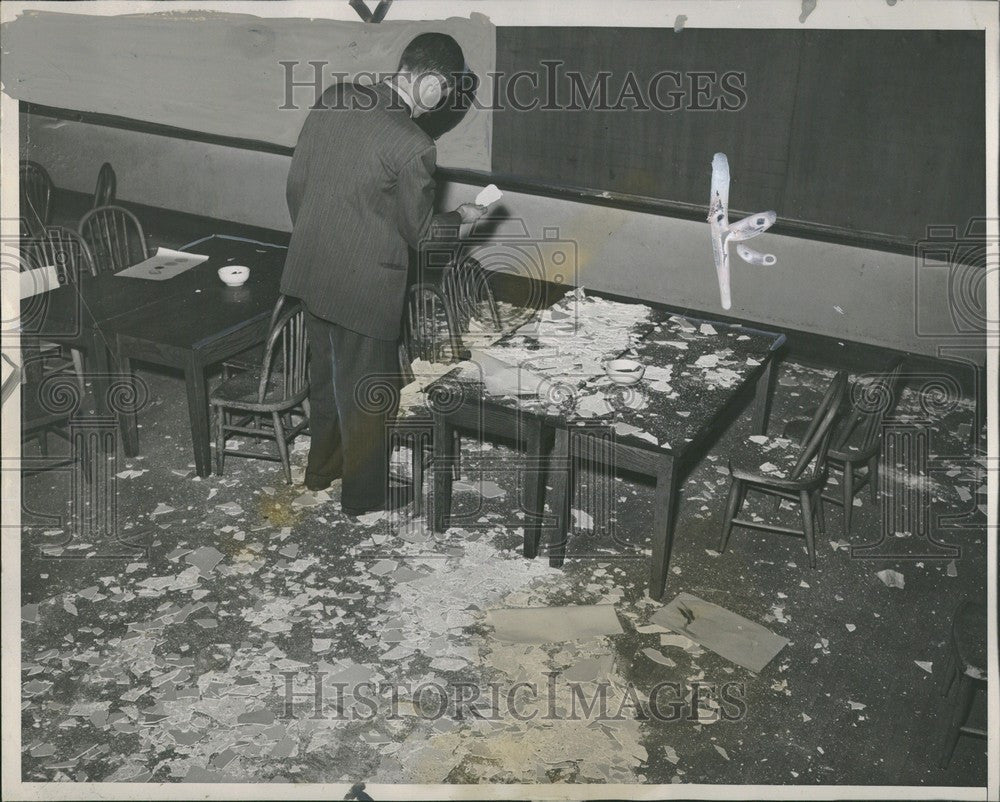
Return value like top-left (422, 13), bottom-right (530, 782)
top-left (486, 604), bottom-right (624, 643)
top-left (651, 592), bottom-right (788, 673)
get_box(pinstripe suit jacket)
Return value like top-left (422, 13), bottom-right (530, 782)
top-left (280, 81), bottom-right (460, 340)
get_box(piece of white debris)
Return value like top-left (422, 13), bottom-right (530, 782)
top-left (572, 509), bottom-right (595, 531)
top-left (642, 647), bottom-right (677, 668)
top-left (876, 569), bottom-right (905, 589)
top-left (914, 661), bottom-right (933, 673)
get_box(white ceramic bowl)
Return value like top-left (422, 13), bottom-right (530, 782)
top-left (218, 265), bottom-right (250, 287)
top-left (605, 359), bottom-right (645, 385)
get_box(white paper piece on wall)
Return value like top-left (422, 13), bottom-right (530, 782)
top-left (475, 183), bottom-right (503, 207)
top-left (708, 152), bottom-right (778, 310)
top-left (115, 247), bottom-right (209, 280)
top-left (19, 265), bottom-right (61, 299)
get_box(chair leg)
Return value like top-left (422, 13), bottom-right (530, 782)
top-left (272, 412), bottom-right (291, 484)
top-left (940, 647), bottom-right (957, 697)
top-left (38, 429), bottom-right (49, 457)
top-left (939, 675), bottom-right (976, 769)
top-left (213, 405), bottom-right (225, 475)
top-left (718, 478), bottom-right (745, 554)
top-left (70, 348), bottom-right (85, 394)
top-left (412, 437), bottom-right (424, 517)
top-left (451, 430), bottom-right (462, 480)
top-left (813, 488), bottom-right (826, 534)
top-left (843, 461), bottom-right (854, 536)
top-left (869, 455), bottom-right (879, 502)
top-left (800, 490), bottom-right (817, 569)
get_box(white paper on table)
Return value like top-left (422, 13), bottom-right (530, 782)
top-left (115, 247), bottom-right (209, 280)
top-left (470, 349), bottom-right (547, 397)
top-left (19, 265), bottom-right (61, 299)
top-left (475, 183), bottom-right (503, 207)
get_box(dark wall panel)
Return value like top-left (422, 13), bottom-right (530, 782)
top-left (494, 27), bottom-right (985, 244)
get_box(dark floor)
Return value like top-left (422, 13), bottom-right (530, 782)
top-left (19, 350), bottom-right (989, 787)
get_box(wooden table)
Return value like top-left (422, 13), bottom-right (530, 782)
top-left (106, 236), bottom-right (287, 476)
top-left (19, 249), bottom-right (202, 415)
top-left (428, 293), bottom-right (784, 599)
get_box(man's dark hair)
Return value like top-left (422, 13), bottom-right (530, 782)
top-left (397, 33), bottom-right (466, 88)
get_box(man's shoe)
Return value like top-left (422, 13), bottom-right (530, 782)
top-left (304, 472), bottom-right (341, 491)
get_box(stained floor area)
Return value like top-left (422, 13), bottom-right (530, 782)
top-left (18, 351), bottom-right (989, 788)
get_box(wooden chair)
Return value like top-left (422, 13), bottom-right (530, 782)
top-left (938, 600), bottom-right (987, 768)
top-left (442, 256), bottom-right (502, 334)
top-left (93, 162), bottom-right (117, 208)
top-left (20, 347), bottom-right (89, 478)
top-left (783, 359), bottom-right (904, 535)
top-left (396, 283), bottom-right (465, 513)
top-left (78, 205), bottom-right (148, 274)
top-left (23, 225), bottom-right (98, 280)
top-left (20, 227), bottom-right (98, 393)
top-left (19, 160), bottom-right (53, 237)
top-left (210, 301), bottom-right (309, 483)
top-left (718, 371), bottom-right (847, 568)
top-left (402, 282), bottom-right (465, 365)
top-left (221, 295), bottom-right (288, 378)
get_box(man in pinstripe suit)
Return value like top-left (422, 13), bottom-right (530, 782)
top-left (281, 33), bottom-right (485, 515)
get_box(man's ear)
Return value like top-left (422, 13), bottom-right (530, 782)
top-left (413, 73), bottom-right (445, 114)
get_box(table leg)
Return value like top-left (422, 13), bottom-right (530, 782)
top-left (114, 338), bottom-right (140, 458)
top-left (544, 426), bottom-right (572, 567)
top-left (973, 362), bottom-right (986, 447)
top-left (521, 420), bottom-right (554, 559)
top-left (184, 354), bottom-right (212, 478)
top-left (649, 454), bottom-right (680, 600)
top-left (431, 414), bottom-right (456, 533)
top-left (752, 357), bottom-right (777, 435)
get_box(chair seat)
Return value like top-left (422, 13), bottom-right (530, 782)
top-left (730, 434), bottom-right (818, 488)
top-left (210, 371), bottom-right (305, 410)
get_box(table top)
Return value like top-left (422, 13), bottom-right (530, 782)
top-left (432, 289), bottom-right (783, 454)
top-left (91, 236), bottom-right (286, 351)
top-left (22, 235), bottom-right (287, 350)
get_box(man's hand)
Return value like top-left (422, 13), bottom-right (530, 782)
top-left (456, 203), bottom-right (488, 224)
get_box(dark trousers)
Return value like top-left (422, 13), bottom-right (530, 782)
top-left (304, 311), bottom-right (400, 511)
